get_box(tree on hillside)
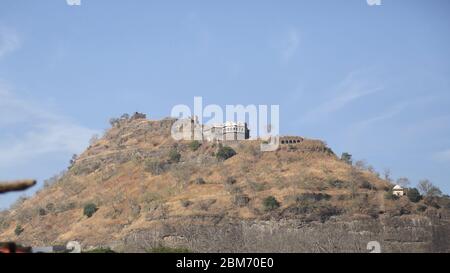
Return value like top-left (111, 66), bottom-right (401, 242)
top-left (407, 188), bottom-right (422, 203)
top-left (89, 134), bottom-right (99, 146)
top-left (216, 146), bottom-right (236, 161)
top-left (69, 154), bottom-right (78, 168)
top-left (396, 177), bottom-right (410, 188)
top-left (189, 140), bottom-right (201, 151)
top-left (131, 112), bottom-right (146, 120)
top-left (109, 118), bottom-right (119, 127)
top-left (341, 153), bottom-right (352, 165)
top-left (355, 160), bottom-right (367, 170)
top-left (418, 179), bottom-right (442, 197)
top-left (168, 148), bottom-right (181, 163)
top-left (262, 196), bottom-right (280, 211)
top-left (383, 168), bottom-right (392, 182)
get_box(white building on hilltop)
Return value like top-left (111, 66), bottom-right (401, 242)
top-left (174, 117), bottom-right (250, 142)
top-left (392, 185), bottom-right (405, 196)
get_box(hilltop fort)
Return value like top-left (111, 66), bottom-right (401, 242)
top-left (0, 115), bottom-right (448, 253)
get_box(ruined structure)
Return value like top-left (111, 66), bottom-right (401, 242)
top-left (280, 136), bottom-right (304, 145)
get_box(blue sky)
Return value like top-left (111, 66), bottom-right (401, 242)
top-left (1, 0), bottom-right (449, 208)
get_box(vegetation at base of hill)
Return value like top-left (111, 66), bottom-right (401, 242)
top-left (262, 196), bottom-right (280, 211)
top-left (147, 246), bottom-right (191, 253)
top-left (216, 146), bottom-right (236, 161)
top-left (83, 203), bottom-right (98, 218)
top-left (83, 247), bottom-right (116, 253)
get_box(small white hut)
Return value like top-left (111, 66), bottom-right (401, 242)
top-left (392, 185), bottom-right (405, 196)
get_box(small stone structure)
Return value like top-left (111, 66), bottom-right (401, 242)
top-left (280, 136), bottom-right (304, 145)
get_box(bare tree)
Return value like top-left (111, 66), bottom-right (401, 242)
top-left (89, 134), bottom-right (99, 146)
top-left (355, 160), bottom-right (367, 170)
top-left (383, 168), bottom-right (392, 182)
top-left (418, 179), bottom-right (442, 197)
top-left (396, 177), bottom-right (410, 188)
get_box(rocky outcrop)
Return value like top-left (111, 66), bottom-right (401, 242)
top-left (120, 213), bottom-right (449, 253)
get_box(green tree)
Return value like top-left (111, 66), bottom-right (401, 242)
top-left (189, 140), bottom-right (201, 151)
top-left (407, 188), bottom-right (422, 203)
top-left (168, 148), bottom-right (181, 163)
top-left (262, 196), bottom-right (280, 211)
top-left (216, 146), bottom-right (236, 161)
top-left (83, 203), bottom-right (98, 218)
top-left (341, 153), bottom-right (352, 165)
top-left (14, 224), bottom-right (24, 236)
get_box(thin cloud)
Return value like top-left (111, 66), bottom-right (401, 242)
top-left (300, 72), bottom-right (383, 123)
top-left (0, 26), bottom-right (20, 59)
top-left (281, 28), bottom-right (300, 63)
top-left (352, 101), bottom-right (409, 129)
top-left (433, 149), bottom-right (450, 162)
top-left (0, 86), bottom-right (99, 167)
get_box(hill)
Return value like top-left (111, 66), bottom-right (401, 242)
top-left (0, 116), bottom-right (449, 252)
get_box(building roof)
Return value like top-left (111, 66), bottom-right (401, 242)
top-left (393, 185), bottom-right (404, 190)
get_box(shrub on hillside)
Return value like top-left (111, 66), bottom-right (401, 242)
top-left (233, 194), bottom-right (250, 207)
top-left (180, 200), bottom-right (193, 208)
top-left (83, 203), bottom-right (98, 218)
top-left (225, 176), bottom-right (237, 185)
top-left (341, 152), bottom-right (352, 165)
top-left (384, 190), bottom-right (399, 200)
top-left (424, 196), bottom-right (440, 209)
top-left (144, 159), bottom-right (167, 175)
top-left (407, 188), bottom-right (422, 203)
top-left (38, 208), bottom-right (47, 216)
top-left (295, 193), bottom-right (331, 203)
top-left (248, 181), bottom-right (266, 192)
top-left (216, 146), bottom-right (236, 161)
top-left (131, 112), bottom-right (146, 120)
top-left (14, 225), bottom-right (24, 236)
top-left (417, 204), bottom-right (427, 212)
top-left (168, 148), bottom-right (181, 163)
top-left (316, 205), bottom-right (342, 222)
top-left (360, 181), bottom-right (373, 190)
top-left (189, 140), bottom-right (201, 151)
top-left (328, 180), bottom-right (345, 188)
top-left (262, 196), bottom-right (280, 211)
top-left (194, 177), bottom-right (206, 185)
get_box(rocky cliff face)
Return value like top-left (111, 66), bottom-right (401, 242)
top-left (0, 117), bottom-right (449, 252)
top-left (121, 212), bottom-right (448, 253)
